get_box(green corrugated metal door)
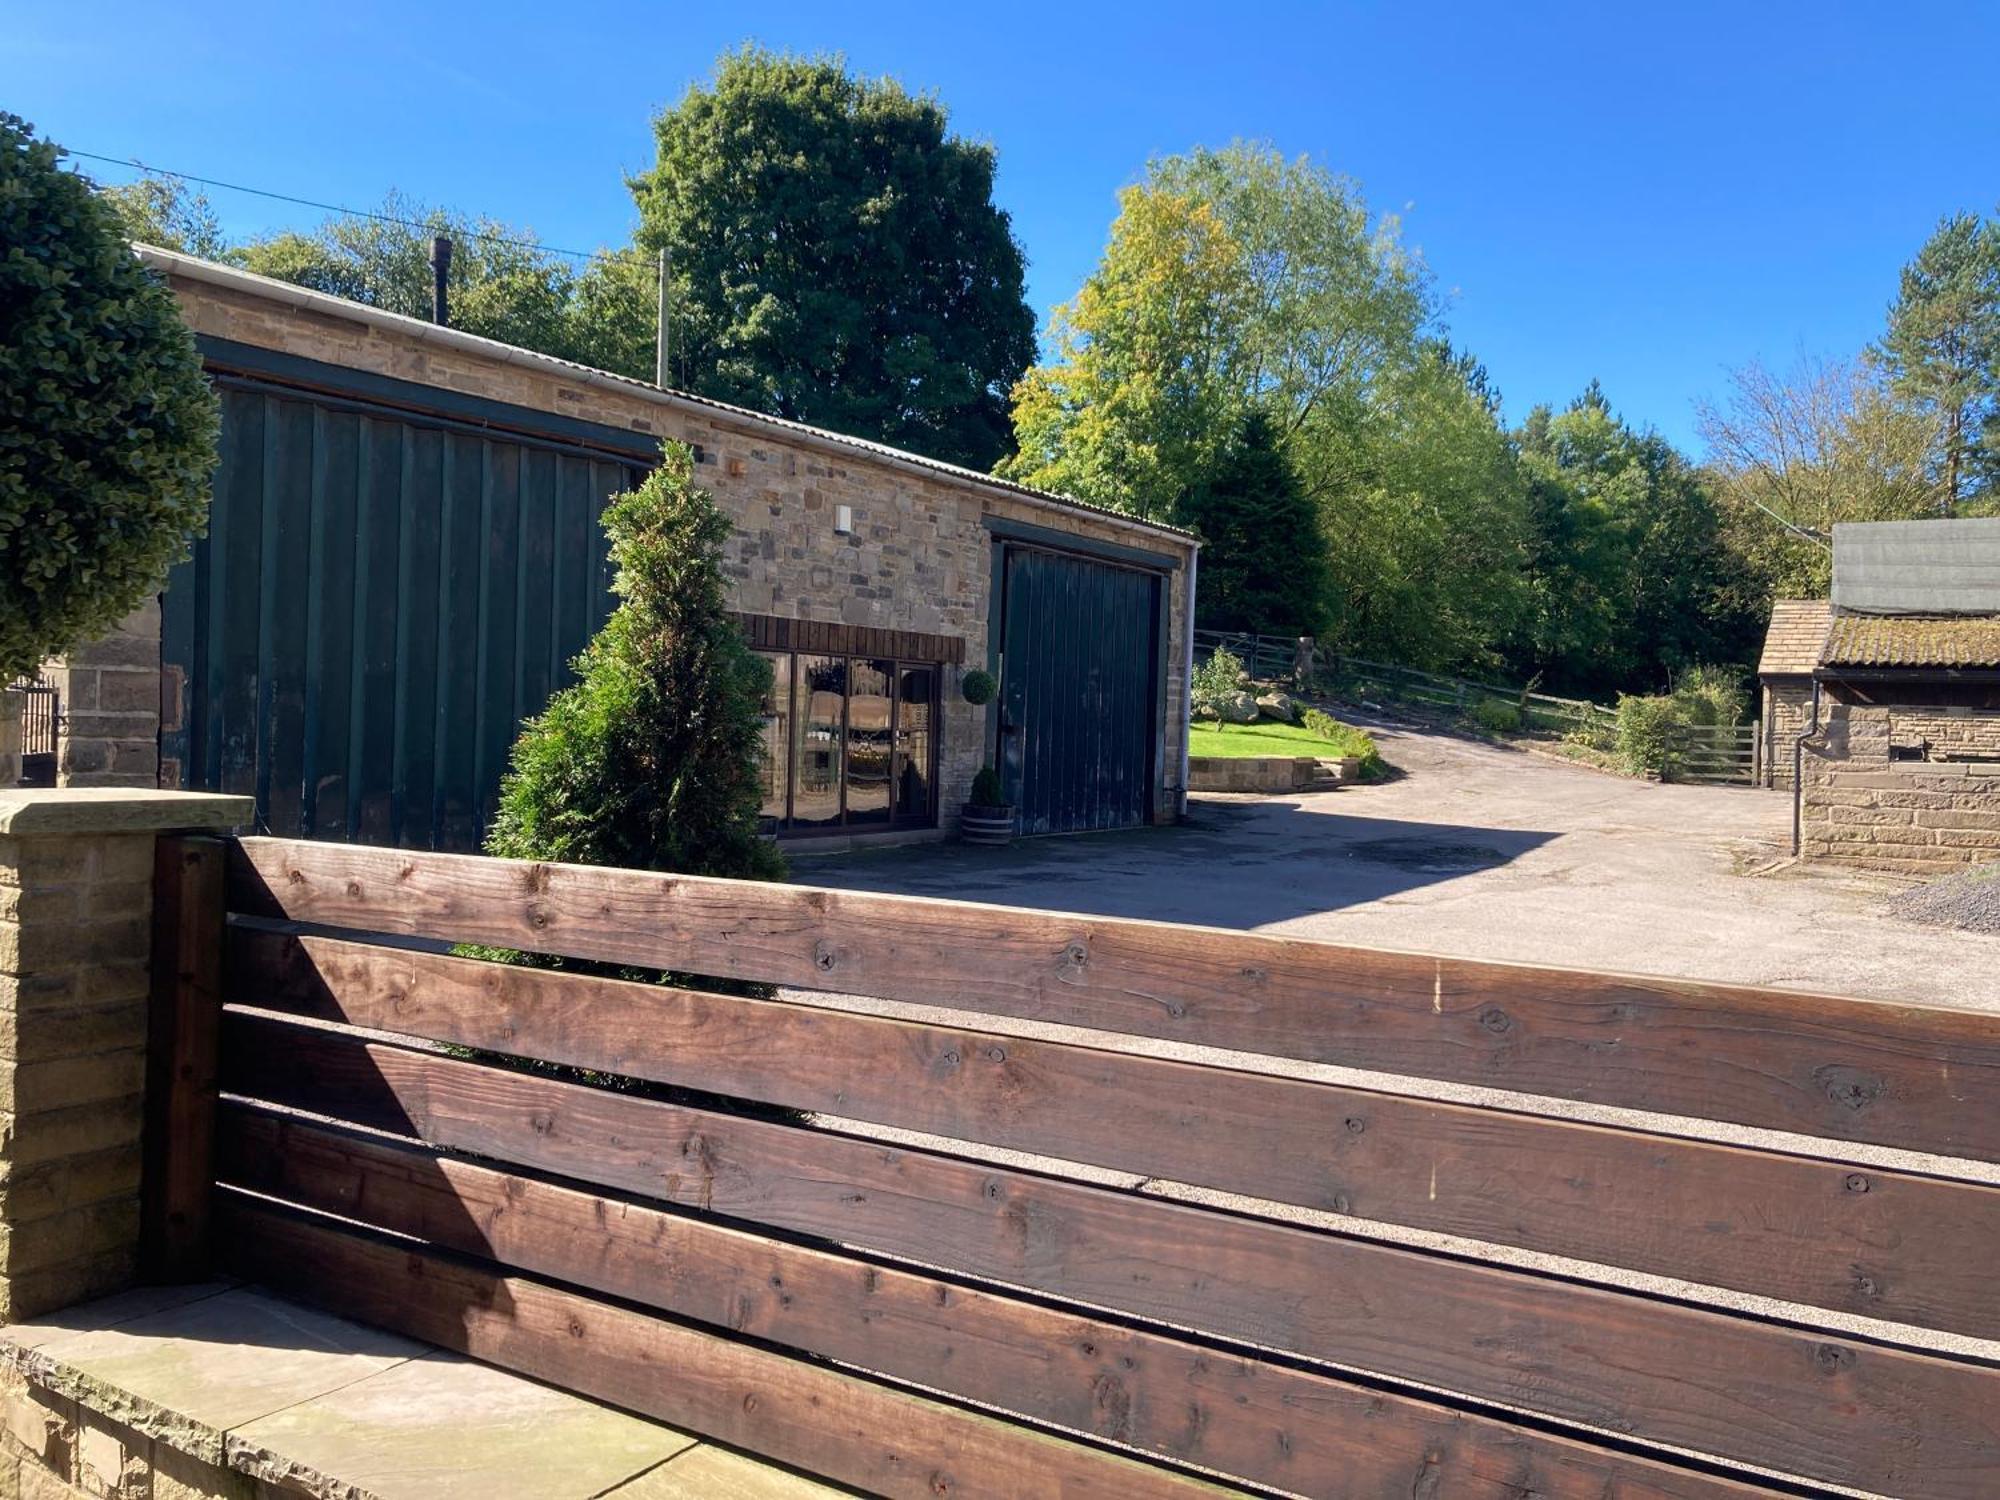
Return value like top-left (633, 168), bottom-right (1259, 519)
top-left (998, 546), bottom-right (1160, 834)
top-left (160, 382), bottom-right (639, 849)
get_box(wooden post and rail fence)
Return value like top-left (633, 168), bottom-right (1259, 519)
top-left (1192, 632), bottom-right (1759, 784)
top-left (141, 833), bottom-right (2000, 1498)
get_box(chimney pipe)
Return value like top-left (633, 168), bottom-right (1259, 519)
top-left (429, 235), bottom-right (452, 326)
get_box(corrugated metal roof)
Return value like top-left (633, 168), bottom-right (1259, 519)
top-left (1832, 517), bottom-right (2000, 615)
top-left (134, 245), bottom-right (1199, 545)
top-left (1757, 599), bottom-right (1833, 677)
top-left (1821, 613), bottom-right (2000, 670)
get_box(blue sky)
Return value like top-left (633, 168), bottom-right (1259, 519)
top-left (9, 2), bottom-right (1996, 450)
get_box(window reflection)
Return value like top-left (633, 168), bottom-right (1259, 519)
top-left (756, 652), bottom-right (792, 833)
top-left (752, 644), bottom-right (940, 834)
top-left (792, 655), bottom-right (845, 828)
top-left (896, 666), bottom-right (935, 822)
top-left (845, 659), bottom-right (893, 825)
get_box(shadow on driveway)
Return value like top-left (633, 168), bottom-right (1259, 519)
top-left (789, 799), bottom-right (1558, 929)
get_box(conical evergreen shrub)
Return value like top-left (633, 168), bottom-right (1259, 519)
top-left (486, 442), bottom-right (785, 883)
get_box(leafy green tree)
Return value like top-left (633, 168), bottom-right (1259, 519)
top-left (1311, 346), bottom-right (1528, 671)
top-left (1181, 410), bottom-right (1327, 634)
top-left (1, 118), bottom-right (219, 681)
top-left (634, 47), bottom-right (1036, 470)
top-left (1512, 386), bottom-right (1758, 696)
top-left (100, 173), bottom-right (229, 258)
top-left (1002, 186), bottom-right (1249, 518)
top-left (233, 193), bottom-right (654, 379)
top-left (1873, 211), bottom-right (2000, 515)
top-left (1002, 143), bottom-right (1429, 520)
top-left (485, 443), bottom-right (784, 883)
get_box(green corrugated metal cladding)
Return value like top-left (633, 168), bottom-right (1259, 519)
top-left (997, 545), bottom-right (1162, 835)
top-left (161, 362), bottom-right (647, 849)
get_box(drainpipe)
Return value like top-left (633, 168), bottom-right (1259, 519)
top-left (1791, 678), bottom-right (1826, 857)
top-left (1178, 548), bottom-right (1198, 820)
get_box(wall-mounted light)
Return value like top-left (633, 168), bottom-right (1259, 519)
top-left (834, 504), bottom-right (854, 535)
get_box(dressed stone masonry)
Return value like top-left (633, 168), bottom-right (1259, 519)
top-left (0, 791), bottom-right (249, 1324)
top-left (58, 248), bottom-right (1196, 835)
top-left (1801, 706), bottom-right (2000, 875)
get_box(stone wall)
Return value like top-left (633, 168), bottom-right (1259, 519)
top-left (1758, 679), bottom-right (1813, 789)
top-left (44, 601), bottom-right (162, 792)
top-left (0, 791), bottom-right (249, 1323)
top-left (1, 1365), bottom-right (259, 1500)
top-left (87, 264), bottom-right (1194, 828)
top-left (1800, 704), bottom-right (2000, 874)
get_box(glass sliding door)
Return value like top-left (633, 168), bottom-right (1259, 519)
top-left (844, 659), bottom-right (894, 827)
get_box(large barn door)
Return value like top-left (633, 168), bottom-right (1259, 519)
top-left (160, 380), bottom-right (640, 850)
top-left (998, 545), bottom-right (1160, 835)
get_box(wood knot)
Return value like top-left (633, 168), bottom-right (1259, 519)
top-left (1814, 1064), bottom-right (1884, 1113)
top-left (1814, 1343), bottom-right (1856, 1373)
top-left (1061, 940), bottom-right (1088, 967)
top-left (1478, 1007), bottom-right (1511, 1034)
top-left (813, 940), bottom-right (838, 972)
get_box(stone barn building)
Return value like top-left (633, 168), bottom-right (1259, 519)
top-left (1778, 519), bottom-right (2000, 874)
top-left (1754, 598), bottom-right (1832, 789)
top-left (42, 247), bottom-right (1199, 849)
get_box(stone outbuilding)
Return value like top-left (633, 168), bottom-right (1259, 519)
top-left (44, 247), bottom-right (1200, 849)
top-left (1754, 598), bottom-right (1832, 788)
top-left (1781, 519), bottom-right (2000, 874)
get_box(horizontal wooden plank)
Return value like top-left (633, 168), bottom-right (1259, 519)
top-left (727, 611), bottom-right (968, 666)
top-left (214, 1198), bottom-right (1234, 1500)
top-left (224, 837), bottom-right (2000, 1164)
top-left (218, 1014), bottom-right (2000, 1499)
top-left (229, 929), bottom-right (2000, 1343)
top-left (218, 1107), bottom-right (1773, 1500)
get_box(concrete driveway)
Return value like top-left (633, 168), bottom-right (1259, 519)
top-left (795, 712), bottom-right (1999, 1012)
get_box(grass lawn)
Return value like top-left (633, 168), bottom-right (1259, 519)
top-left (1188, 716), bottom-right (1383, 779)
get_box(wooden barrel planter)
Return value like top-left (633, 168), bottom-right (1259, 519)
top-left (960, 803), bottom-right (1017, 846)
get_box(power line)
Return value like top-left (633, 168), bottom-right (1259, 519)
top-left (65, 147), bottom-right (642, 267)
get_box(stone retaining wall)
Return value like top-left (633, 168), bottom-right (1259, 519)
top-left (1187, 757), bottom-right (1320, 793)
top-left (1801, 704), bottom-right (2000, 874)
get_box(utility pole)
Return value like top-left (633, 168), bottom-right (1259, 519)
top-left (655, 246), bottom-right (671, 389)
top-left (428, 236), bottom-right (452, 326)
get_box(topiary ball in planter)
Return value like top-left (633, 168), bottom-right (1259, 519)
top-left (960, 668), bottom-right (998, 706)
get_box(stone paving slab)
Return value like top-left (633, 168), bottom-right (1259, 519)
top-left (230, 1350), bottom-right (701, 1499)
top-left (10, 1288), bottom-right (423, 1463)
top-left (3, 1285), bottom-right (856, 1498)
top-left (0, 1279), bottom-right (239, 1351)
top-left (608, 1442), bottom-right (852, 1498)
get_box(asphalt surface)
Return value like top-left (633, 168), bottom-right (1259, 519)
top-left (794, 709), bottom-right (1999, 1012)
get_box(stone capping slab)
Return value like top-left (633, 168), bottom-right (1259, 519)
top-left (1, 1284), bottom-right (837, 1499)
top-left (0, 788), bottom-right (253, 837)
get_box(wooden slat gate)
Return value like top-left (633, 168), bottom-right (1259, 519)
top-left (146, 835), bottom-right (2000, 1498)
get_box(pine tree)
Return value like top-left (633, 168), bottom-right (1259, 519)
top-left (485, 443), bottom-right (785, 883)
top-left (1874, 212), bottom-right (2000, 516)
top-left (1178, 410), bottom-right (1329, 636)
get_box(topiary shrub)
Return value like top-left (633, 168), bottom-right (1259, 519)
top-left (960, 667), bottom-right (997, 706)
top-left (474, 442), bottom-right (794, 1118)
top-left (969, 765), bottom-right (1006, 808)
top-left (0, 116), bottom-right (220, 681)
top-left (1470, 697), bottom-right (1522, 734)
top-left (486, 442), bottom-right (784, 884)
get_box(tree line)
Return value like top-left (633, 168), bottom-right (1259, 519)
top-left (103, 47), bottom-right (2000, 703)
